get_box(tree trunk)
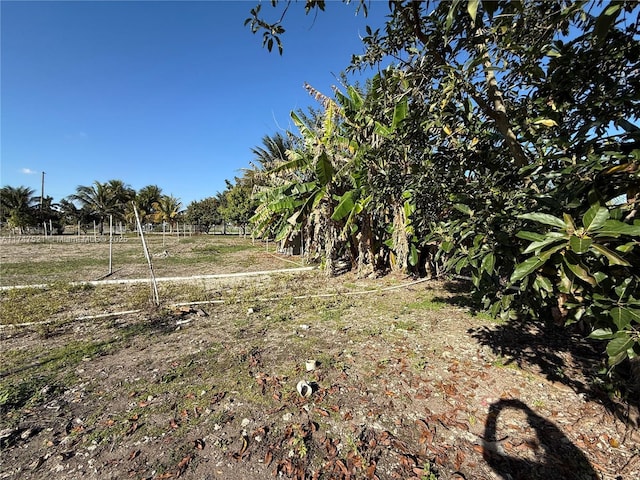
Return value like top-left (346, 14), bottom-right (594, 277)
top-left (475, 28), bottom-right (528, 168)
top-left (391, 203), bottom-right (410, 273)
top-left (408, 2), bottom-right (528, 168)
top-left (630, 356), bottom-right (640, 394)
top-left (322, 204), bottom-right (341, 277)
top-left (303, 219), bottom-right (315, 263)
top-left (356, 213), bottom-right (375, 278)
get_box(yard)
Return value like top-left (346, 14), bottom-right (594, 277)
top-left (0, 235), bottom-right (638, 479)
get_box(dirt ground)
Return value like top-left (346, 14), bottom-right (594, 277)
top-left (1, 237), bottom-right (639, 480)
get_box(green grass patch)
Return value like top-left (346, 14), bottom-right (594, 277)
top-left (393, 319), bottom-right (419, 331)
top-left (0, 338), bottom-right (120, 414)
top-left (405, 297), bottom-right (447, 311)
top-left (1, 257), bottom-right (107, 280)
top-left (0, 286), bottom-right (68, 325)
top-left (0, 282), bottom-right (158, 326)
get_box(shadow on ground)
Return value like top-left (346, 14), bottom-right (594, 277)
top-left (434, 280), bottom-right (640, 428)
top-left (483, 399), bottom-right (599, 480)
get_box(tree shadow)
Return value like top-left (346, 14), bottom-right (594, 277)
top-left (482, 399), bottom-right (598, 480)
top-left (433, 280), bottom-right (639, 428)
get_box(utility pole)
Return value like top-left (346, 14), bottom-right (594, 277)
top-left (40, 171), bottom-right (46, 211)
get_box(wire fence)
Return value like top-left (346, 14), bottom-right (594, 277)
top-left (0, 236), bottom-right (130, 244)
top-left (0, 224), bottom-right (253, 244)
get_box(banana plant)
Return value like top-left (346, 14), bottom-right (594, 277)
top-left (512, 201), bottom-right (640, 366)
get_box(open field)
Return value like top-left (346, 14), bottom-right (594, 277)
top-left (1, 236), bottom-right (639, 480)
top-left (0, 234), bottom-right (296, 287)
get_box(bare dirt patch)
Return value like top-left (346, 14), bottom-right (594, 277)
top-left (1, 237), bottom-right (639, 480)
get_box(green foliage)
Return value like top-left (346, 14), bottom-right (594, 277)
top-left (244, 0), bottom-right (640, 374)
top-left (511, 198), bottom-right (640, 367)
top-left (184, 196), bottom-right (222, 232)
top-left (69, 179), bottom-right (136, 233)
top-left (218, 177), bottom-right (256, 235)
top-left (152, 194), bottom-right (183, 230)
top-left (0, 186), bottom-right (62, 233)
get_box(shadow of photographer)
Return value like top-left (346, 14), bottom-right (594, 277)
top-left (483, 399), bottom-right (598, 480)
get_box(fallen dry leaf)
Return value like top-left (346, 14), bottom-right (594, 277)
top-left (366, 461), bottom-right (377, 479)
top-left (176, 454), bottom-right (192, 476)
top-left (239, 435), bottom-right (249, 454)
top-left (335, 459), bottom-right (348, 475)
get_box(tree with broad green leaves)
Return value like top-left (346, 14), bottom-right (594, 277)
top-left (247, 1), bottom-right (640, 382)
top-left (185, 196), bottom-right (223, 233)
top-left (219, 178), bottom-right (256, 236)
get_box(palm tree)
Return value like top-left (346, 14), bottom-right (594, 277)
top-left (137, 185), bottom-right (162, 216)
top-left (126, 185), bottom-right (162, 227)
top-left (0, 185), bottom-right (37, 233)
top-left (69, 180), bottom-right (133, 234)
top-left (58, 198), bottom-right (81, 227)
top-left (106, 179), bottom-right (136, 206)
top-left (152, 195), bottom-right (182, 232)
top-left (251, 132), bottom-right (294, 171)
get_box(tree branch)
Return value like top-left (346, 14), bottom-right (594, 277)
top-left (409, 1), bottom-right (528, 167)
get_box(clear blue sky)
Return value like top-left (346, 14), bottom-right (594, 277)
top-left (1, 0), bottom-right (387, 206)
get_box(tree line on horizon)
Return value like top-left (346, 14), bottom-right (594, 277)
top-left (0, 178), bottom-right (255, 235)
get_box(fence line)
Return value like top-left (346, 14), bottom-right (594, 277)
top-left (0, 224), bottom-right (253, 244)
top-left (0, 236), bottom-right (129, 244)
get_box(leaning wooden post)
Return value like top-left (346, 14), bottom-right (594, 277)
top-left (133, 204), bottom-right (160, 306)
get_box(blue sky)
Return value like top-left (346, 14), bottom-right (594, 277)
top-left (1, 0), bottom-right (387, 206)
